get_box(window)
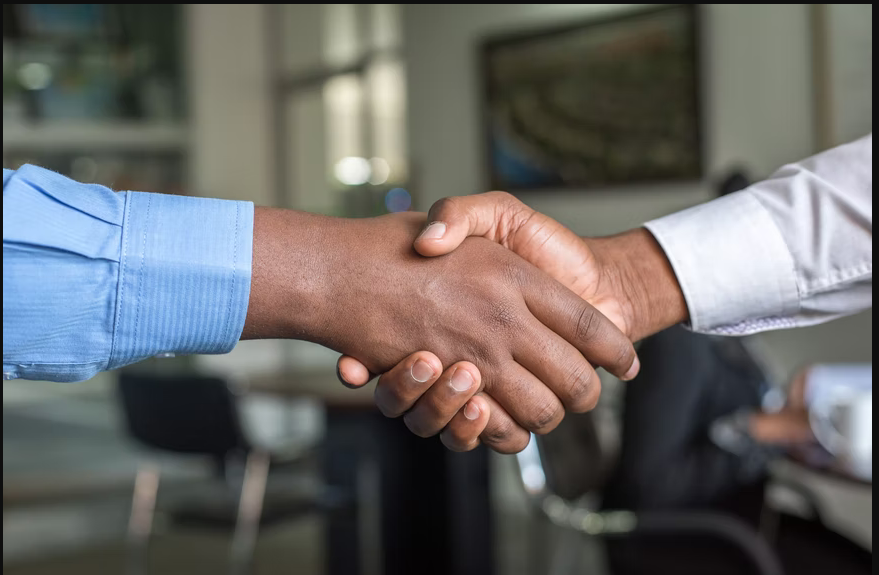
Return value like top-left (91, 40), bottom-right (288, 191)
top-left (272, 4), bottom-right (409, 216)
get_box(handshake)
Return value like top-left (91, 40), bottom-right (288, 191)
top-left (243, 192), bottom-right (689, 454)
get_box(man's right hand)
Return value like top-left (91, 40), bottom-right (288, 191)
top-left (411, 191), bottom-right (688, 342)
top-left (242, 208), bottom-right (639, 453)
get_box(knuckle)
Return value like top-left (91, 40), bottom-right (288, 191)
top-left (481, 415), bottom-right (517, 445)
top-left (431, 196), bottom-right (459, 218)
top-left (524, 399), bottom-right (564, 435)
top-left (485, 299), bottom-right (520, 331)
top-left (464, 345), bottom-right (494, 374)
top-left (494, 433), bottom-right (531, 455)
top-left (496, 258), bottom-right (526, 287)
top-left (612, 343), bottom-right (635, 372)
top-left (574, 305), bottom-right (601, 342)
top-left (486, 190), bottom-right (517, 206)
top-left (560, 362), bottom-right (597, 411)
top-left (569, 377), bottom-right (601, 413)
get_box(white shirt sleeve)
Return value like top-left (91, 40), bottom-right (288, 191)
top-left (644, 134), bottom-right (872, 335)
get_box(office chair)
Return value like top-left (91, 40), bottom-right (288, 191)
top-left (117, 372), bottom-right (321, 575)
top-left (515, 415), bottom-right (785, 575)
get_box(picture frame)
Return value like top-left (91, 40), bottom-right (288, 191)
top-left (479, 4), bottom-right (704, 192)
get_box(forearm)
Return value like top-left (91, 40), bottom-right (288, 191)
top-left (585, 228), bottom-right (688, 342)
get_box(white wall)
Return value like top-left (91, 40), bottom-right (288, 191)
top-left (186, 4), bottom-right (275, 205)
top-left (186, 4), bottom-right (345, 373)
top-left (401, 3), bottom-right (872, 381)
top-left (823, 4), bottom-right (873, 148)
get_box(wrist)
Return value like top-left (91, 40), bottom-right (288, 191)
top-left (586, 228), bottom-right (688, 341)
top-left (242, 207), bottom-right (341, 342)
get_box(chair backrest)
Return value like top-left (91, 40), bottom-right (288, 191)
top-left (516, 410), bottom-right (607, 507)
top-left (538, 412), bottom-right (607, 501)
top-left (516, 326), bottom-right (774, 507)
top-left (117, 372), bottom-right (249, 457)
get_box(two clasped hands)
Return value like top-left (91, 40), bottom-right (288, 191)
top-left (244, 191), bottom-right (688, 454)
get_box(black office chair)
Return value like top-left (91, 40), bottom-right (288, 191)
top-left (117, 371), bottom-right (322, 575)
top-left (515, 416), bottom-right (785, 575)
top-left (514, 323), bottom-right (793, 574)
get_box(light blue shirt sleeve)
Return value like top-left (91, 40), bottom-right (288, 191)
top-left (3, 164), bottom-right (254, 382)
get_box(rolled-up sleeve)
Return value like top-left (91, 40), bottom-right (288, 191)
top-left (3, 164), bottom-right (253, 382)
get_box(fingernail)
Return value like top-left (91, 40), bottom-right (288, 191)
top-left (411, 360), bottom-right (435, 383)
top-left (464, 401), bottom-right (480, 420)
top-left (419, 222), bottom-right (446, 240)
top-left (450, 368), bottom-right (473, 392)
top-left (623, 356), bottom-right (640, 381)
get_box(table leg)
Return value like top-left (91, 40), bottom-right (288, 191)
top-left (376, 414), bottom-right (494, 575)
top-left (323, 407), bottom-right (373, 575)
top-left (323, 407), bottom-right (495, 575)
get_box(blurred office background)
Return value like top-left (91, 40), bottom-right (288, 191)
top-left (3, 4), bottom-right (871, 575)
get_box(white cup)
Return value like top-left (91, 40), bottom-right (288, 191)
top-left (810, 386), bottom-right (872, 480)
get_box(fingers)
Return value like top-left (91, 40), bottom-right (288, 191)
top-left (403, 362), bottom-right (482, 438)
top-left (482, 361), bottom-right (565, 436)
top-left (336, 355), bottom-right (374, 388)
top-left (522, 274), bottom-right (640, 381)
top-left (513, 319), bottom-right (602, 414)
top-left (372, 351), bottom-right (443, 417)
top-left (368, 352), bottom-right (484, 447)
top-left (478, 393), bottom-right (532, 454)
top-left (440, 394), bottom-right (491, 452)
top-left (369, 351), bottom-right (535, 454)
top-left (414, 191), bottom-right (531, 257)
top-left (407, 379), bottom-right (531, 455)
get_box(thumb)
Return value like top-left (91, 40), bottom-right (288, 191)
top-left (414, 191), bottom-right (528, 257)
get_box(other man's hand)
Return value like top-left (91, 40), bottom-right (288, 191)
top-left (243, 208), bottom-right (639, 453)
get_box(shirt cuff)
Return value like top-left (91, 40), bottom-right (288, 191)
top-left (108, 192), bottom-right (254, 369)
top-left (644, 192), bottom-right (800, 335)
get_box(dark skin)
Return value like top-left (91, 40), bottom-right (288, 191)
top-left (242, 207), bottom-right (640, 453)
top-left (338, 192), bottom-right (689, 453)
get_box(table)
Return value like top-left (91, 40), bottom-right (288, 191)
top-left (767, 453), bottom-right (872, 553)
top-left (245, 369), bottom-right (495, 575)
top-left (784, 447), bottom-right (872, 487)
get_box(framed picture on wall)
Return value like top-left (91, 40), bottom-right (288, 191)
top-left (479, 4), bottom-right (703, 192)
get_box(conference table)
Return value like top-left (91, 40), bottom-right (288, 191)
top-left (766, 446), bottom-right (872, 553)
top-left (785, 446), bottom-right (872, 487)
top-left (243, 368), bottom-right (495, 575)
